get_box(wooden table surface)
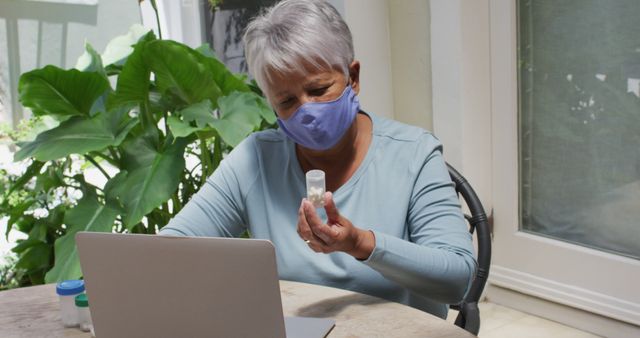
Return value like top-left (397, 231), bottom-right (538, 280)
top-left (0, 280), bottom-right (474, 338)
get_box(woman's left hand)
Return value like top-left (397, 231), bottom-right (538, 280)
top-left (297, 191), bottom-right (375, 260)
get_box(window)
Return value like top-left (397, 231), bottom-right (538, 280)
top-left (202, 0), bottom-right (277, 73)
top-left (518, 0), bottom-right (640, 259)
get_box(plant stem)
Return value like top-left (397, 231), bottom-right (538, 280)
top-left (198, 136), bottom-right (211, 186)
top-left (150, 0), bottom-right (163, 39)
top-left (188, 162), bottom-right (202, 177)
top-left (107, 146), bottom-right (120, 163)
top-left (141, 100), bottom-right (154, 131)
top-left (212, 136), bottom-right (222, 174)
top-left (171, 191), bottom-right (182, 215)
top-left (161, 202), bottom-right (170, 224)
top-left (90, 152), bottom-right (118, 167)
top-left (132, 222), bottom-right (144, 234)
top-left (147, 217), bottom-right (156, 234)
top-left (84, 155), bottom-right (111, 179)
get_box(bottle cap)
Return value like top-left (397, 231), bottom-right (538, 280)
top-left (56, 280), bottom-right (85, 296)
top-left (75, 293), bottom-right (89, 307)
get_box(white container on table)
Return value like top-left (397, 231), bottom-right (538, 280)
top-left (75, 293), bottom-right (93, 333)
top-left (55, 280), bottom-right (85, 327)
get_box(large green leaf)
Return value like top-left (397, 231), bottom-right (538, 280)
top-left (103, 171), bottom-right (128, 206)
top-left (75, 43), bottom-right (110, 116)
top-left (108, 32), bottom-right (156, 110)
top-left (35, 164), bottom-right (64, 192)
top-left (166, 99), bottom-right (220, 138)
top-left (19, 65), bottom-right (110, 117)
top-left (179, 99), bottom-right (216, 128)
top-left (14, 108), bottom-right (138, 161)
top-left (212, 91), bottom-right (271, 146)
top-left (115, 137), bottom-right (189, 229)
top-left (15, 242), bottom-right (51, 272)
top-left (194, 43), bottom-right (217, 58)
top-left (11, 219), bottom-right (49, 254)
top-left (45, 190), bottom-right (119, 283)
top-left (254, 95), bottom-right (277, 124)
top-left (14, 116), bottom-right (61, 143)
top-left (172, 93), bottom-right (272, 146)
top-left (5, 160), bottom-right (44, 195)
top-left (12, 238), bottom-right (45, 255)
top-left (145, 40), bottom-right (222, 105)
top-left (194, 44), bottom-right (250, 95)
top-left (75, 42), bottom-right (107, 78)
top-left (120, 129), bottom-right (160, 172)
top-left (4, 205), bottom-right (36, 239)
top-left (167, 115), bottom-right (201, 138)
top-left (101, 24), bottom-right (152, 67)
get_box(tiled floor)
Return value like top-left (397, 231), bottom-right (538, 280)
top-left (447, 302), bottom-right (601, 338)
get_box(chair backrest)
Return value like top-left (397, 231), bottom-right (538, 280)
top-left (446, 163), bottom-right (492, 336)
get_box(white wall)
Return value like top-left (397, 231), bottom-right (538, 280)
top-left (343, 0), bottom-right (395, 119)
top-left (340, 0), bottom-right (433, 128)
top-left (389, 0), bottom-right (432, 131)
top-left (431, 0), bottom-right (492, 208)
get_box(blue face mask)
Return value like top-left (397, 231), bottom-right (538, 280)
top-left (277, 85), bottom-right (360, 151)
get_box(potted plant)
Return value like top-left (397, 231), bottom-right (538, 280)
top-left (0, 23), bottom-right (275, 287)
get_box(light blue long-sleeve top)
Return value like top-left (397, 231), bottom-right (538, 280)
top-left (159, 112), bottom-right (476, 318)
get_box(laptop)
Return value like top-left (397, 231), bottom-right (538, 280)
top-left (76, 232), bottom-right (335, 338)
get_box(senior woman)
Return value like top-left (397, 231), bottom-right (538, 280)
top-left (159, 0), bottom-right (476, 318)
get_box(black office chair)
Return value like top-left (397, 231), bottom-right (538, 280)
top-left (446, 163), bottom-right (492, 336)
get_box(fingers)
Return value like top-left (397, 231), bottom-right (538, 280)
top-left (297, 200), bottom-right (315, 241)
top-left (306, 237), bottom-right (330, 253)
top-left (302, 200), bottom-right (339, 245)
top-left (298, 195), bottom-right (364, 258)
top-left (297, 200), bottom-right (328, 251)
top-left (297, 199), bottom-right (339, 251)
top-left (323, 191), bottom-right (341, 223)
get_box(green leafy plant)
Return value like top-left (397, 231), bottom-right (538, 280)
top-left (1, 24), bottom-right (275, 287)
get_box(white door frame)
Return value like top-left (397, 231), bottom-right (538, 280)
top-left (489, 0), bottom-right (640, 326)
top-left (430, 0), bottom-right (493, 208)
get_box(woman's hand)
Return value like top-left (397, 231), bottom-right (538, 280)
top-left (297, 191), bottom-right (375, 260)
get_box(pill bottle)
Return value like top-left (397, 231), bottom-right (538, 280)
top-left (305, 169), bottom-right (326, 208)
top-left (56, 280), bottom-right (85, 327)
top-left (75, 293), bottom-right (93, 332)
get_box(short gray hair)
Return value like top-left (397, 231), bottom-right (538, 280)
top-left (243, 0), bottom-right (354, 95)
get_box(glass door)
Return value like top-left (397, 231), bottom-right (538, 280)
top-left (518, 0), bottom-right (640, 261)
top-left (490, 0), bottom-right (640, 327)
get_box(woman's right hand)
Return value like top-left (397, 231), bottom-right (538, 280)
top-left (296, 192), bottom-right (375, 260)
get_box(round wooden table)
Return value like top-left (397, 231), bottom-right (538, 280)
top-left (0, 281), bottom-right (475, 337)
